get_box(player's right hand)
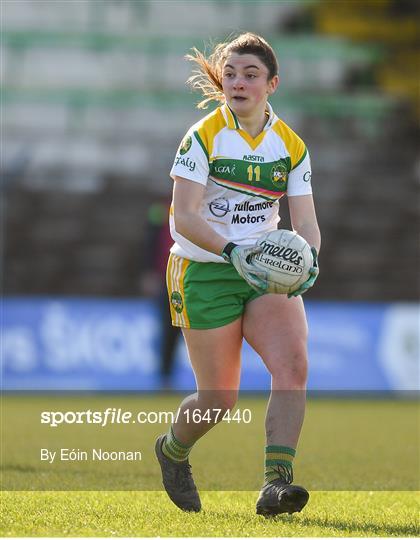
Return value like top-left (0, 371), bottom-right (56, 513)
top-left (230, 245), bottom-right (268, 294)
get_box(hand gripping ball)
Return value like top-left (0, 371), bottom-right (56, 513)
top-left (252, 229), bottom-right (313, 294)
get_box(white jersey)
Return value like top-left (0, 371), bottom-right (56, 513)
top-left (170, 103), bottom-right (312, 263)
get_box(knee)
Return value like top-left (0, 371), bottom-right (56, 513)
top-left (267, 345), bottom-right (308, 389)
top-left (198, 389), bottom-right (238, 414)
top-left (217, 391), bottom-right (238, 412)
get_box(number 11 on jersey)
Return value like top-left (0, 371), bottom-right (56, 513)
top-left (247, 164), bottom-right (261, 182)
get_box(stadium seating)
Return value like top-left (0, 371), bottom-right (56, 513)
top-left (3, 1), bottom-right (419, 300)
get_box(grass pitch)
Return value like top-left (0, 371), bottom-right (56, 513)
top-left (1, 393), bottom-right (419, 536)
top-left (1, 490), bottom-right (419, 537)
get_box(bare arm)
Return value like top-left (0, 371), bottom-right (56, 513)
top-left (172, 176), bottom-right (228, 256)
top-left (288, 194), bottom-right (321, 253)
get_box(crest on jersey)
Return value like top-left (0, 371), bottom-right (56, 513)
top-left (271, 162), bottom-right (288, 187)
top-left (171, 291), bottom-right (183, 313)
top-left (179, 135), bottom-right (192, 155)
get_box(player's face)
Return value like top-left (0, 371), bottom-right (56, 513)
top-left (222, 53), bottom-right (278, 118)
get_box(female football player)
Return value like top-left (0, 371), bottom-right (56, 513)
top-left (155, 32), bottom-right (321, 516)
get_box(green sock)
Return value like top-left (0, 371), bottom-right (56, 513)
top-left (264, 445), bottom-right (295, 484)
top-left (162, 426), bottom-right (193, 462)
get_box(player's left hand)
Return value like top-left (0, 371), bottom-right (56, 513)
top-left (288, 247), bottom-right (319, 298)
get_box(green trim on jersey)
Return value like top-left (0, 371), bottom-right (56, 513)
top-left (229, 106), bottom-right (241, 129)
top-left (209, 157), bottom-right (291, 199)
top-left (292, 147), bottom-right (308, 170)
top-left (193, 131), bottom-right (209, 159)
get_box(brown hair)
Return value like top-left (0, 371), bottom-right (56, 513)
top-left (185, 32), bottom-right (278, 109)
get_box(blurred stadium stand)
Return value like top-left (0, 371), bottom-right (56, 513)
top-left (2, 0), bottom-right (419, 299)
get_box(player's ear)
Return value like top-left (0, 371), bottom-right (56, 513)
top-left (267, 75), bottom-right (279, 95)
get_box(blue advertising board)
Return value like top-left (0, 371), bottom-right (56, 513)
top-left (2, 298), bottom-right (419, 391)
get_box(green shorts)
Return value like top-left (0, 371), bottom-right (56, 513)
top-left (166, 253), bottom-right (263, 329)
